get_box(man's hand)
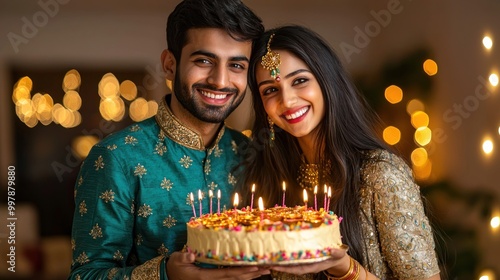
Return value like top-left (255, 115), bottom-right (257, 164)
top-left (166, 251), bottom-right (271, 280)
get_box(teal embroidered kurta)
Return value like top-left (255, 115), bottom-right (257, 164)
top-left (69, 96), bottom-right (249, 279)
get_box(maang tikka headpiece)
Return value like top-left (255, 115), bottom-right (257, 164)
top-left (261, 34), bottom-right (281, 81)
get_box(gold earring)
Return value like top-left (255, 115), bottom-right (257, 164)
top-left (268, 116), bottom-right (275, 142)
top-left (261, 34), bottom-right (281, 81)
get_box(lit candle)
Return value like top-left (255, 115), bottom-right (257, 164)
top-left (303, 189), bottom-right (308, 209)
top-left (323, 184), bottom-right (327, 210)
top-left (190, 192), bottom-right (196, 218)
top-left (258, 197), bottom-right (264, 221)
top-left (314, 185), bottom-right (318, 211)
top-left (198, 189), bottom-right (203, 217)
top-left (233, 192), bottom-right (239, 212)
top-left (209, 189), bottom-right (213, 215)
top-left (282, 181), bottom-right (286, 207)
top-left (327, 186), bottom-right (332, 212)
top-left (250, 184), bottom-right (255, 210)
top-left (217, 189), bottom-right (221, 215)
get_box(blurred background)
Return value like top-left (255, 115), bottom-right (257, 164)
top-left (1, 0), bottom-right (499, 279)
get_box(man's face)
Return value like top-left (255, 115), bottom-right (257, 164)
top-left (173, 28), bottom-right (252, 123)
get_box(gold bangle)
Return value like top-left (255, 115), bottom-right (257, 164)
top-left (323, 257), bottom-right (361, 280)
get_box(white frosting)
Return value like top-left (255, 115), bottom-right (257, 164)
top-left (187, 216), bottom-right (342, 262)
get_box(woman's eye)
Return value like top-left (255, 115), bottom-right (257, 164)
top-left (262, 87), bottom-right (278, 96)
top-left (293, 78), bottom-right (308, 86)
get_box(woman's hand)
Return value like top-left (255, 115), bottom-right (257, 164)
top-left (166, 251), bottom-right (271, 280)
top-left (269, 246), bottom-right (349, 276)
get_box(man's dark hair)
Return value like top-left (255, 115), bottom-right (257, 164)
top-left (167, 0), bottom-right (264, 61)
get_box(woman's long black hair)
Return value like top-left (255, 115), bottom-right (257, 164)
top-left (238, 25), bottom-right (389, 262)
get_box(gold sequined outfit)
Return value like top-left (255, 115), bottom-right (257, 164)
top-left (272, 149), bottom-right (440, 280)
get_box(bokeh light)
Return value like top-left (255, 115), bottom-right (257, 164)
top-left (414, 127), bottom-right (432, 146)
top-left (383, 126), bottom-right (401, 145)
top-left (483, 36), bottom-right (493, 50)
top-left (384, 85), bottom-right (403, 104)
top-left (120, 80), bottom-right (138, 101)
top-left (423, 59), bottom-right (438, 76)
top-left (411, 147), bottom-right (428, 167)
top-left (406, 99), bottom-right (425, 115)
top-left (489, 73), bottom-right (498, 87)
top-left (482, 139), bottom-right (493, 155)
top-left (411, 111), bottom-right (430, 129)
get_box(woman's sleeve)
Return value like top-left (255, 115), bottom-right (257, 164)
top-left (68, 144), bottom-right (168, 280)
top-left (368, 153), bottom-right (440, 279)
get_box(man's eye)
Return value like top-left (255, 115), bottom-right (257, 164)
top-left (231, 63), bottom-right (245, 70)
top-left (195, 59), bottom-right (211, 65)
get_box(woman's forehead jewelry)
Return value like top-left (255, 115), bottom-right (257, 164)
top-left (261, 34), bottom-right (281, 82)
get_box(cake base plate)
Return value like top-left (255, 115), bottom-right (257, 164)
top-left (195, 255), bottom-right (332, 266)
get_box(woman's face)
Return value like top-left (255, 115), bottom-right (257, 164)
top-left (255, 50), bottom-right (325, 139)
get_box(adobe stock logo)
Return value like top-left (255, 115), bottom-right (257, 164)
top-left (7, 0), bottom-right (71, 54)
top-left (339, 0), bottom-right (412, 64)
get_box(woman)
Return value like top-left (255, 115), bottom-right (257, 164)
top-left (239, 25), bottom-right (441, 279)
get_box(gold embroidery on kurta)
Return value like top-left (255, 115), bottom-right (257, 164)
top-left (231, 140), bottom-right (238, 154)
top-left (106, 144), bottom-right (117, 150)
top-left (214, 145), bottom-right (223, 157)
top-left (135, 234), bottom-right (143, 246)
top-left (160, 178), bottom-right (173, 191)
top-left (134, 164), bottom-right (147, 177)
top-left (125, 135), bottom-right (138, 145)
top-left (107, 267), bottom-right (119, 279)
top-left (130, 124), bottom-right (141, 132)
top-left (79, 200), bottom-right (87, 216)
top-left (157, 243), bottom-right (169, 257)
top-left (130, 255), bottom-right (162, 280)
top-left (76, 252), bottom-right (90, 264)
top-left (227, 173), bottom-right (237, 186)
top-left (71, 239), bottom-right (76, 250)
top-left (204, 159), bottom-right (211, 175)
top-left (99, 190), bottom-right (115, 203)
top-left (113, 250), bottom-right (124, 261)
top-left (179, 155), bottom-right (193, 168)
top-left (94, 155), bottom-right (104, 171)
top-left (154, 142), bottom-right (167, 156)
top-left (208, 182), bottom-right (218, 191)
top-left (137, 204), bottom-right (153, 218)
top-left (162, 215), bottom-right (177, 228)
top-left (89, 224), bottom-right (103, 239)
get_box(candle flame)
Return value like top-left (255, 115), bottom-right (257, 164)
top-left (251, 184), bottom-right (255, 193)
top-left (328, 186), bottom-right (332, 197)
top-left (314, 185), bottom-right (318, 194)
top-left (258, 197), bottom-right (264, 211)
top-left (324, 184), bottom-right (327, 194)
top-left (303, 189), bottom-right (308, 202)
top-left (233, 193), bottom-right (239, 207)
top-left (283, 181), bottom-right (286, 191)
top-left (198, 189), bottom-right (202, 200)
top-left (189, 192), bottom-right (194, 203)
top-left (209, 189), bottom-right (213, 198)
top-left (217, 189), bottom-right (221, 199)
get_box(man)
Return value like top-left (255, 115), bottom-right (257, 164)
top-left (69, 0), bottom-right (267, 279)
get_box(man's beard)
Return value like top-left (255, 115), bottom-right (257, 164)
top-left (173, 74), bottom-right (246, 123)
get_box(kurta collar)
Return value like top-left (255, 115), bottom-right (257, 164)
top-left (155, 95), bottom-right (226, 151)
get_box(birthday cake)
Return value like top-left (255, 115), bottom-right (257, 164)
top-left (186, 205), bottom-right (342, 265)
